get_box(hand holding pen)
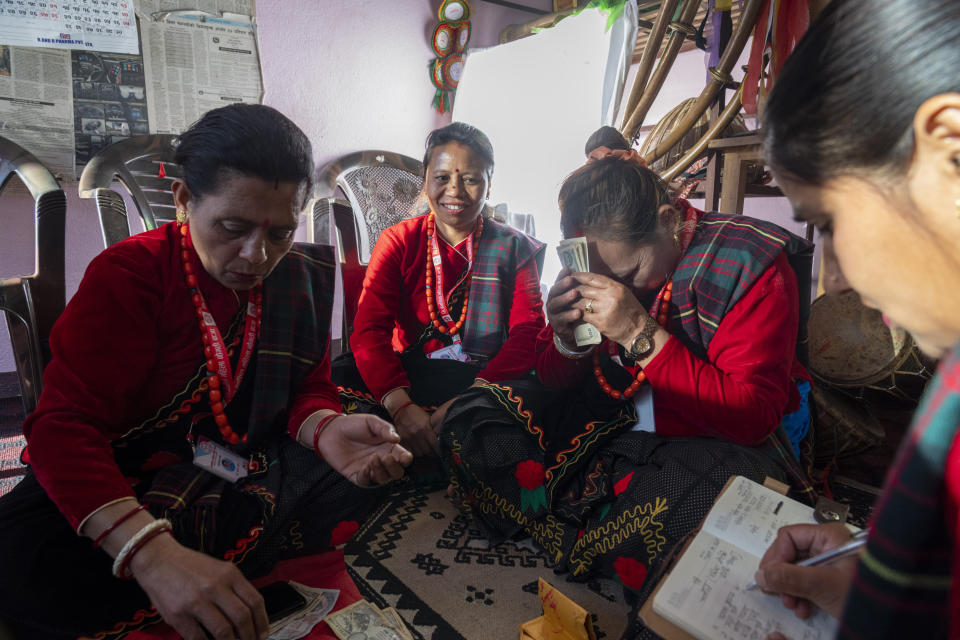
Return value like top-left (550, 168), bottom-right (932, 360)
top-left (752, 521), bottom-right (863, 621)
top-left (747, 528), bottom-right (868, 590)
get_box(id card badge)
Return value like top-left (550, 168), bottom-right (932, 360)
top-left (426, 341), bottom-right (471, 362)
top-left (630, 386), bottom-right (657, 433)
top-left (193, 436), bottom-right (249, 482)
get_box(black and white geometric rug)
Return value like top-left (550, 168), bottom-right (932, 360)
top-left (345, 483), bottom-right (631, 640)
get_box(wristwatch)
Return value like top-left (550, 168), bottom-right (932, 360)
top-left (627, 317), bottom-right (657, 360)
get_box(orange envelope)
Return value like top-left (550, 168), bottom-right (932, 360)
top-left (518, 578), bottom-right (597, 640)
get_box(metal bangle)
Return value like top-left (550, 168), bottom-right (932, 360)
top-left (553, 333), bottom-right (595, 359)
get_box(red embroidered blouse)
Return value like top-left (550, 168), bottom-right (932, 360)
top-left (536, 252), bottom-right (809, 446)
top-left (349, 216), bottom-right (545, 401)
top-left (23, 225), bottom-right (341, 530)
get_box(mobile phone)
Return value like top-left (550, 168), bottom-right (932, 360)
top-left (259, 581), bottom-right (308, 622)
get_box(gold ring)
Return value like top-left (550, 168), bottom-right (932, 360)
top-left (585, 300), bottom-right (594, 313)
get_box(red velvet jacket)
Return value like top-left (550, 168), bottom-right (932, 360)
top-left (350, 216), bottom-right (545, 401)
top-left (23, 225), bottom-right (341, 530)
top-left (537, 252), bottom-right (809, 446)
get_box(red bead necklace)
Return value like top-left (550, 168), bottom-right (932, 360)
top-left (593, 280), bottom-right (673, 400)
top-left (424, 213), bottom-right (482, 336)
top-left (178, 223), bottom-right (262, 444)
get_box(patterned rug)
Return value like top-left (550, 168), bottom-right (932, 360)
top-left (0, 397), bottom-right (26, 498)
top-left (345, 482), bottom-right (631, 640)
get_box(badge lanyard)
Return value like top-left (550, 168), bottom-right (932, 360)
top-left (196, 290), bottom-right (260, 404)
top-left (428, 230), bottom-right (474, 343)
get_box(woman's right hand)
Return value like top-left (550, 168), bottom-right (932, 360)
top-left (130, 534), bottom-right (269, 640)
top-left (545, 267), bottom-right (584, 345)
top-left (392, 404), bottom-right (439, 457)
top-left (755, 522), bottom-right (858, 627)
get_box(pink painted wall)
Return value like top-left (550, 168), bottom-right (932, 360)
top-left (257, 0), bottom-right (551, 178)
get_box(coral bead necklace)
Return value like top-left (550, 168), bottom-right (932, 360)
top-left (425, 212), bottom-right (482, 337)
top-left (178, 222), bottom-right (261, 444)
top-left (593, 280), bottom-right (673, 400)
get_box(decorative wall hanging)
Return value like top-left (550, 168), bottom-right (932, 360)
top-left (430, 0), bottom-right (471, 113)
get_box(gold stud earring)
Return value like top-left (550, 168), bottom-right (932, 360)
top-left (176, 208), bottom-right (186, 224)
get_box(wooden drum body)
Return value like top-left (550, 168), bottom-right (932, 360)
top-left (809, 291), bottom-right (933, 406)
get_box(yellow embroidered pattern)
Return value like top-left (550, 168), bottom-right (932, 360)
top-left (569, 496), bottom-right (669, 577)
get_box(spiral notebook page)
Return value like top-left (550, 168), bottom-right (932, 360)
top-left (652, 477), bottom-right (837, 640)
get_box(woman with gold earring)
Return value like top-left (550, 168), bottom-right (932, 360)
top-left (441, 133), bottom-right (816, 601)
top-left (333, 122), bottom-right (546, 459)
top-left (751, 1), bottom-right (960, 637)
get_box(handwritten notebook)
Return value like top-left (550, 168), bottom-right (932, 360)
top-left (650, 475), bottom-right (838, 640)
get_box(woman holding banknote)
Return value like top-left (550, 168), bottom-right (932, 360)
top-left (333, 122), bottom-right (546, 458)
top-left (439, 145), bottom-right (814, 598)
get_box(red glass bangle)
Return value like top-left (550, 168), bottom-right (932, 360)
top-left (312, 413), bottom-right (342, 457)
top-left (390, 400), bottom-right (416, 422)
top-left (116, 526), bottom-right (172, 580)
top-left (92, 503), bottom-right (147, 549)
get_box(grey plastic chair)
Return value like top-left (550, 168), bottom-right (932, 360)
top-left (307, 197), bottom-right (359, 358)
top-left (317, 150), bottom-right (424, 265)
top-left (78, 134), bottom-right (180, 247)
top-left (0, 136), bottom-right (66, 416)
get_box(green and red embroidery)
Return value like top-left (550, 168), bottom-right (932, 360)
top-left (516, 460), bottom-right (547, 513)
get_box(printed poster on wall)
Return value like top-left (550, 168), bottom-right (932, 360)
top-left (140, 11), bottom-right (261, 134)
top-left (0, 0), bottom-right (139, 54)
top-left (0, 45), bottom-right (75, 178)
top-left (71, 49), bottom-right (149, 174)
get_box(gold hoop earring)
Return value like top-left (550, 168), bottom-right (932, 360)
top-left (673, 230), bottom-right (681, 250)
top-left (176, 208), bottom-right (186, 224)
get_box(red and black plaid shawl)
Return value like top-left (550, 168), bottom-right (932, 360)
top-left (462, 218), bottom-right (545, 359)
top-left (840, 341), bottom-right (960, 638)
top-left (111, 243), bottom-right (336, 570)
top-left (671, 209), bottom-right (816, 501)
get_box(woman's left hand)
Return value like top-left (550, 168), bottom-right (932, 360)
top-left (570, 272), bottom-right (650, 348)
top-left (317, 414), bottom-right (414, 487)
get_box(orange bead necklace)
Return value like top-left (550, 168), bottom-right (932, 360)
top-left (424, 213), bottom-right (482, 337)
top-left (179, 222), bottom-right (261, 444)
top-left (593, 280), bottom-right (673, 400)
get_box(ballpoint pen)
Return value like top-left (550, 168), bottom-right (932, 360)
top-left (745, 528), bottom-right (869, 591)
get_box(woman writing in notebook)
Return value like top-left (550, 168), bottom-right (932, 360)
top-left (755, 1), bottom-right (960, 637)
top-left (334, 122), bottom-right (546, 458)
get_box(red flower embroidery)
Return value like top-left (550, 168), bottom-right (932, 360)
top-left (515, 460), bottom-right (545, 490)
top-left (329, 520), bottom-right (359, 547)
top-left (452, 452), bottom-right (462, 466)
top-left (613, 471), bottom-right (634, 497)
top-left (141, 451), bottom-right (182, 471)
top-left (614, 556), bottom-right (648, 590)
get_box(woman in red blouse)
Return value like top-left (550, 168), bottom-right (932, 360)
top-left (334, 122), bottom-right (546, 458)
top-left (0, 105), bottom-right (411, 640)
top-left (440, 145), bottom-right (814, 599)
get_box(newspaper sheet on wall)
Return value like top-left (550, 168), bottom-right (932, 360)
top-left (72, 49), bottom-right (149, 175)
top-left (0, 0), bottom-right (139, 54)
top-left (134, 0), bottom-right (252, 19)
top-left (140, 11), bottom-right (262, 134)
top-left (0, 45), bottom-right (75, 178)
